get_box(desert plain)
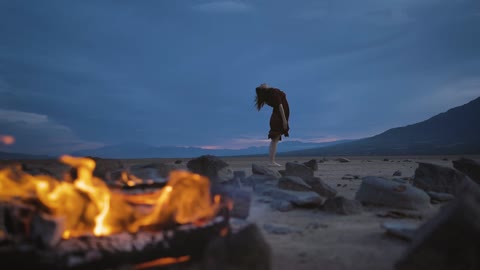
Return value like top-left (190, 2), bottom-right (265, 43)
top-left (2, 154), bottom-right (480, 270)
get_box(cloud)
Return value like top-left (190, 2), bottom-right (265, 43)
top-left (192, 1), bottom-right (253, 13)
top-left (0, 109), bottom-right (103, 155)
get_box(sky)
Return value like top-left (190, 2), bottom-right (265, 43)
top-left (0, 0), bottom-right (480, 155)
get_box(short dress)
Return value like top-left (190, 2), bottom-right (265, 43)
top-left (263, 88), bottom-right (290, 140)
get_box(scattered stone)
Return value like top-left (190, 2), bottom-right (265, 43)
top-left (174, 159), bottom-right (182, 164)
top-left (381, 222), bottom-right (418, 242)
top-left (305, 177), bottom-right (337, 198)
top-left (377, 210), bottom-right (423, 220)
top-left (393, 170), bottom-right (402, 176)
top-left (384, 158), bottom-right (390, 162)
top-left (337, 184), bottom-right (341, 187)
top-left (426, 191), bottom-right (455, 202)
top-left (252, 163), bottom-right (282, 179)
top-left (285, 162), bottom-right (314, 179)
top-left (186, 155), bottom-right (234, 183)
top-left (452, 157), bottom-right (480, 185)
top-left (395, 185), bottom-right (480, 270)
top-left (305, 222), bottom-right (328, 230)
top-left (243, 174), bottom-right (277, 187)
top-left (413, 162), bottom-right (478, 195)
top-left (20, 163), bottom-right (55, 176)
top-left (322, 196), bottom-right (363, 215)
top-left (403, 159), bottom-right (413, 162)
top-left (353, 175), bottom-right (360, 179)
top-left (441, 157), bottom-right (449, 161)
top-left (269, 188), bottom-right (325, 207)
top-left (335, 157), bottom-right (350, 163)
top-left (341, 174), bottom-right (354, 180)
top-left (278, 176), bottom-right (312, 191)
top-left (302, 159), bottom-right (318, 171)
top-left (270, 200), bottom-right (294, 212)
top-left (355, 176), bottom-right (431, 210)
top-left (262, 224), bottom-right (296, 235)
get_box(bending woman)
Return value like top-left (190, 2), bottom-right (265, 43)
top-left (255, 83), bottom-right (290, 167)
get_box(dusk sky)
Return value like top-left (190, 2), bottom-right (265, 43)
top-left (1, 0), bottom-right (480, 155)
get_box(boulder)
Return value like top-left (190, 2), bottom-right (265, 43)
top-left (355, 176), bottom-right (431, 210)
top-left (244, 174), bottom-right (277, 187)
top-left (395, 185), bottom-right (480, 270)
top-left (285, 162), bottom-right (314, 179)
top-left (393, 170), bottom-right (402, 176)
top-left (252, 163), bottom-right (282, 179)
top-left (335, 157), bottom-right (350, 163)
top-left (305, 177), bottom-right (337, 198)
top-left (381, 222), bottom-right (417, 242)
top-left (270, 200), bottom-right (294, 212)
top-left (323, 196), bottom-right (362, 215)
top-left (278, 176), bottom-right (312, 191)
top-left (413, 162), bottom-right (477, 195)
top-left (302, 159), bottom-right (318, 171)
top-left (269, 188), bottom-right (325, 207)
top-left (452, 157), bottom-right (480, 185)
top-left (187, 155), bottom-right (234, 184)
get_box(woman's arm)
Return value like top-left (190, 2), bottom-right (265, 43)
top-left (279, 104), bottom-right (288, 130)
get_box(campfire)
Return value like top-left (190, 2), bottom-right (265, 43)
top-left (0, 155), bottom-right (232, 269)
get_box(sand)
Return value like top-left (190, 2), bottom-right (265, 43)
top-left (3, 155), bottom-right (479, 270)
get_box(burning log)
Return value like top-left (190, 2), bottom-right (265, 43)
top-left (0, 211), bottom-right (230, 269)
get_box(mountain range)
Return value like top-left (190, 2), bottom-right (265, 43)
top-left (1, 96), bottom-right (479, 160)
top-left (284, 96), bottom-right (480, 156)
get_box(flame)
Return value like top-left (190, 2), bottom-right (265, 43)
top-left (0, 155), bottom-right (220, 238)
top-left (0, 135), bottom-right (15, 145)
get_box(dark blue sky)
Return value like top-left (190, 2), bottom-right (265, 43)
top-left (1, 0), bottom-right (479, 155)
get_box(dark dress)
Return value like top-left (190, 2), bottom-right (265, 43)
top-left (263, 88), bottom-right (290, 140)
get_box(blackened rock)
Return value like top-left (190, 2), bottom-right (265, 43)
top-left (413, 162), bottom-right (477, 195)
top-left (453, 157), bottom-right (480, 185)
top-left (305, 177), bottom-right (337, 198)
top-left (302, 159), bottom-right (318, 171)
top-left (323, 196), bottom-right (362, 215)
top-left (285, 162), bottom-right (314, 179)
top-left (187, 155), bottom-right (234, 184)
top-left (395, 185), bottom-right (480, 270)
top-left (278, 176), bottom-right (312, 191)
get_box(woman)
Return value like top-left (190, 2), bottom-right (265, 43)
top-left (255, 83), bottom-right (290, 166)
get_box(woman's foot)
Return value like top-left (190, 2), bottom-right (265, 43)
top-left (269, 161), bottom-right (282, 167)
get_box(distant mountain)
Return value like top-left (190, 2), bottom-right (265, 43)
top-left (0, 151), bottom-right (51, 160)
top-left (285, 96), bottom-right (480, 156)
top-left (71, 140), bottom-right (352, 159)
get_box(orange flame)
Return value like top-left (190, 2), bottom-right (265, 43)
top-left (0, 155), bottom-right (220, 238)
top-left (0, 135), bottom-right (15, 145)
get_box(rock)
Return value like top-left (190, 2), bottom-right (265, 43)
top-left (341, 175), bottom-right (354, 180)
top-left (426, 191), bottom-right (455, 202)
top-left (355, 176), bottom-right (431, 210)
top-left (174, 159), bottom-right (182, 164)
top-left (203, 223), bottom-right (271, 270)
top-left (211, 185), bottom-right (251, 219)
top-left (233, 170), bottom-right (247, 184)
top-left (244, 174), bottom-right (277, 187)
top-left (452, 157), bottom-right (480, 185)
top-left (384, 158), bottom-right (390, 161)
top-left (381, 222), bottom-right (418, 242)
top-left (21, 163), bottom-right (55, 176)
top-left (285, 162), bottom-right (314, 179)
top-left (413, 162), bottom-right (477, 195)
top-left (269, 188), bottom-right (325, 207)
top-left (278, 169), bottom-right (286, 176)
top-left (322, 196), bottom-right (363, 215)
top-left (376, 210), bottom-right (423, 220)
top-left (252, 163), bottom-right (282, 179)
top-left (305, 177), bottom-right (337, 198)
top-left (393, 170), bottom-right (402, 176)
top-left (262, 224), bottom-right (296, 235)
top-left (270, 200), bottom-right (294, 212)
top-left (302, 159), bottom-right (318, 171)
top-left (335, 157), bottom-right (350, 163)
top-left (278, 176), bottom-right (312, 191)
top-left (395, 185), bottom-right (480, 270)
top-left (187, 155), bottom-right (234, 183)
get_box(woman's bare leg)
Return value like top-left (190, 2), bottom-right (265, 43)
top-left (269, 136), bottom-right (281, 166)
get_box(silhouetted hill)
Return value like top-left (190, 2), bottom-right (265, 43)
top-left (71, 140), bottom-right (352, 159)
top-left (285, 96), bottom-right (480, 156)
top-left (0, 151), bottom-right (51, 160)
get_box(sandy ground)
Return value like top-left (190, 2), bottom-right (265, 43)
top-left (3, 155), bottom-right (480, 270)
top-left (218, 155), bottom-right (478, 270)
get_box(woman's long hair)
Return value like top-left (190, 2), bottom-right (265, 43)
top-left (255, 84), bottom-right (269, 111)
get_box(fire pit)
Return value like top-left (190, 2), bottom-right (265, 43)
top-left (0, 156), bottom-right (237, 269)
